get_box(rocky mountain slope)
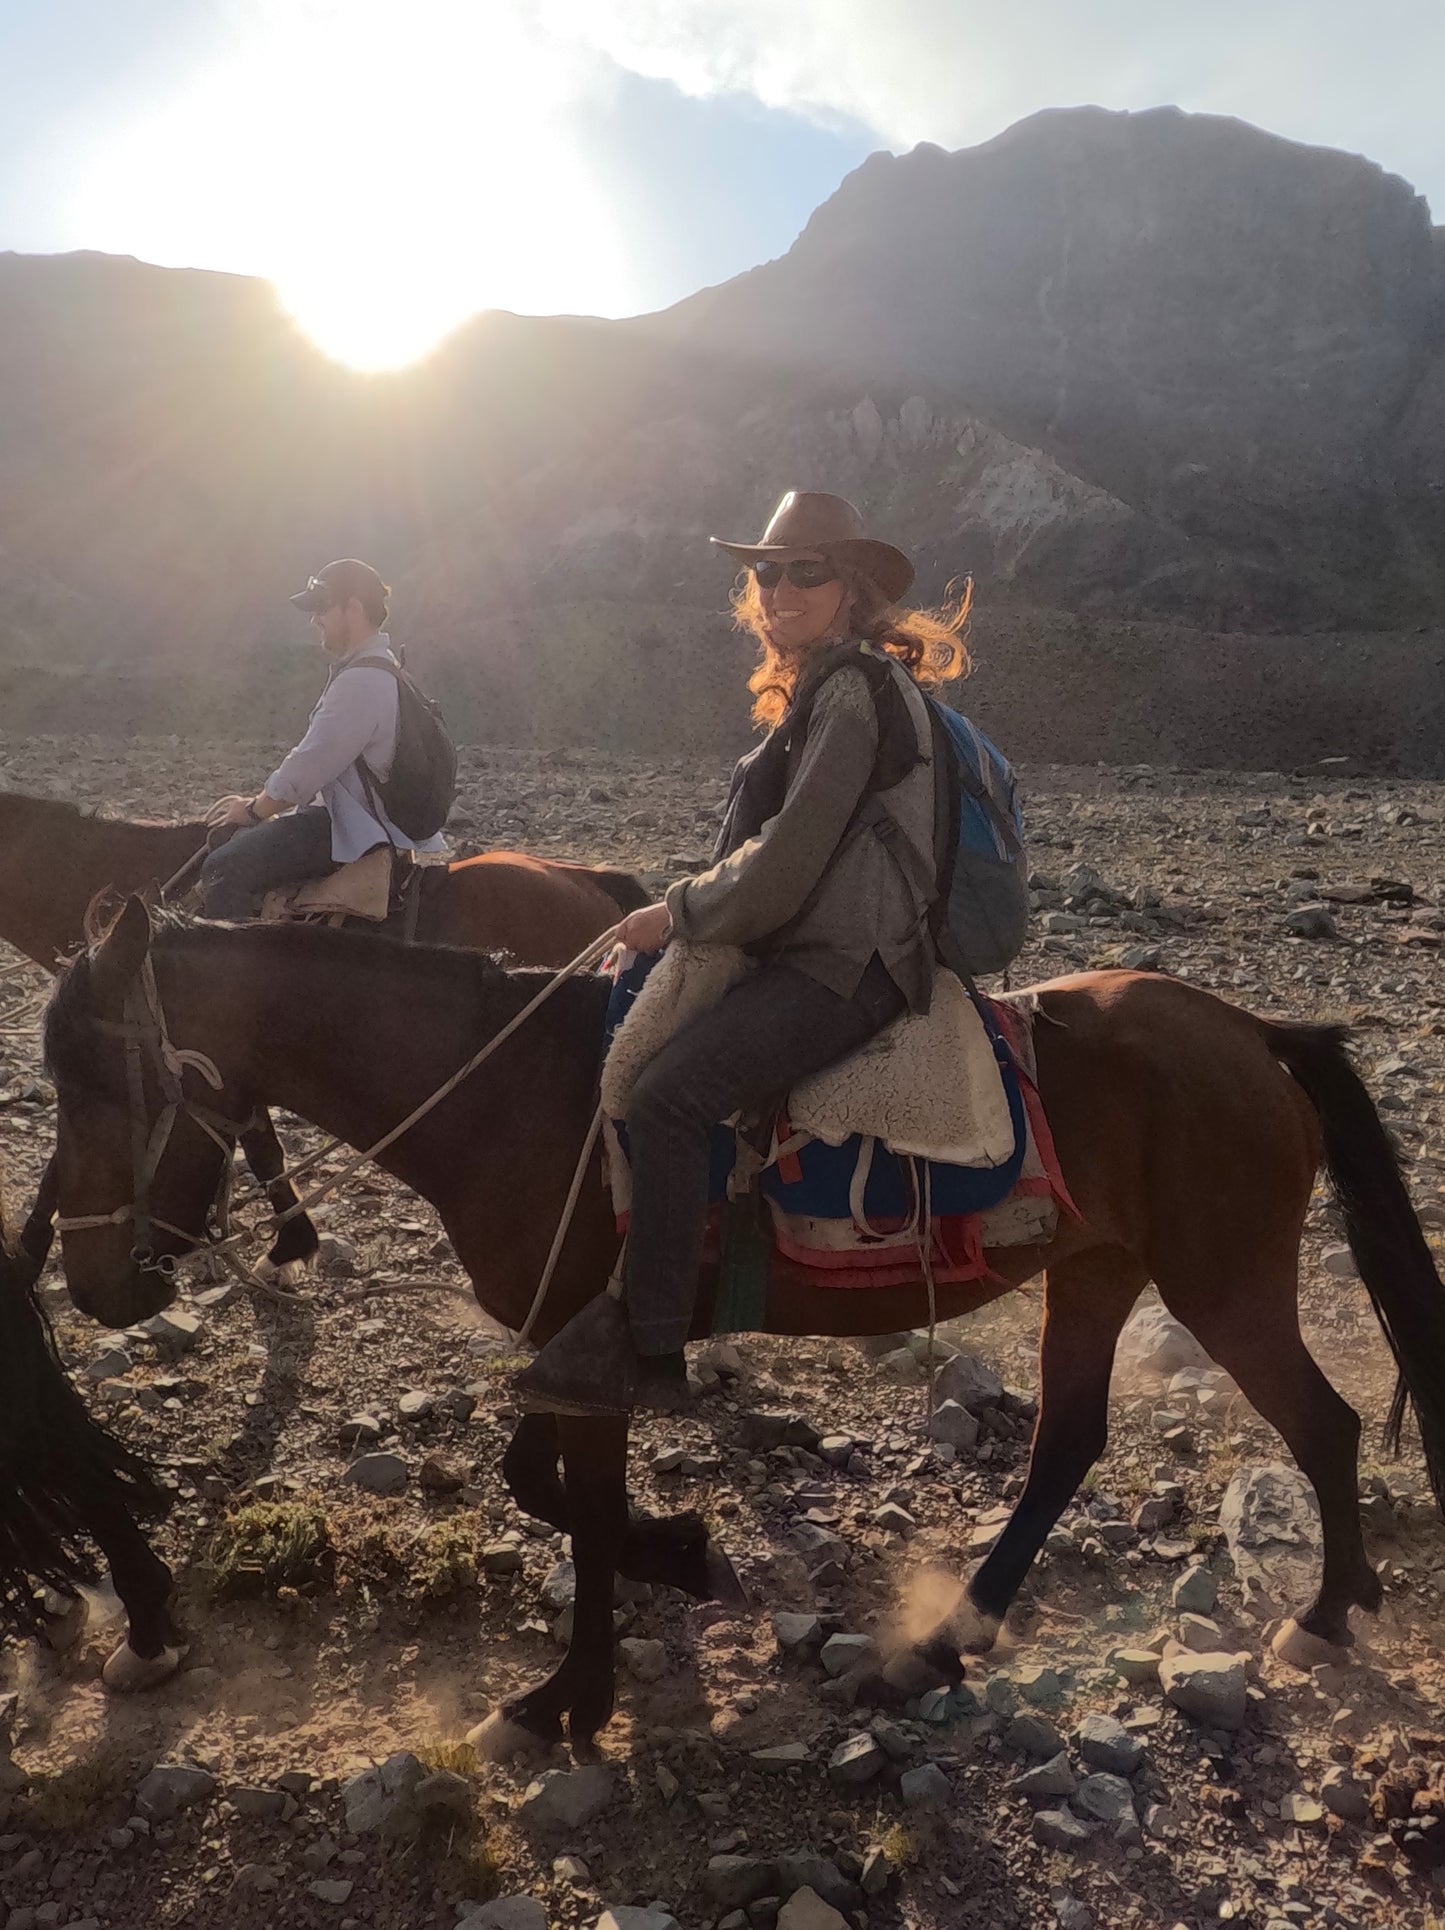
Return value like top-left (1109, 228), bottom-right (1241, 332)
top-left (2, 106), bottom-right (1444, 771)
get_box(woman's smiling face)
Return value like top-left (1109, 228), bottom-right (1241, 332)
top-left (755, 551), bottom-right (850, 653)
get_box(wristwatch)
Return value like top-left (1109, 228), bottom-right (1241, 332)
top-left (243, 801), bottom-right (262, 826)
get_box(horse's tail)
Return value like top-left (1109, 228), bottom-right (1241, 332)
top-left (0, 1200), bottom-right (170, 1638)
top-left (1264, 1018), bottom-right (1445, 1512)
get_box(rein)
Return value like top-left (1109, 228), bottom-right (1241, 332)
top-left (55, 925), bottom-right (623, 1298)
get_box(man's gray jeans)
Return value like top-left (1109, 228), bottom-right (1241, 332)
top-left (623, 954), bottom-right (905, 1354)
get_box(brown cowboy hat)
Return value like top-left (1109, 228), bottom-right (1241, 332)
top-left (711, 490), bottom-right (915, 604)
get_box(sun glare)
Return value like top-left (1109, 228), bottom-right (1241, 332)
top-left (67, 0), bottom-right (631, 371)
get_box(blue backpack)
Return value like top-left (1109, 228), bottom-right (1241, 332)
top-left (923, 699), bottom-right (1029, 978)
top-left (845, 644), bottom-right (1028, 979)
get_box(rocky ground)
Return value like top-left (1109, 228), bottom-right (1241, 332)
top-left (1, 732), bottom-right (1444, 1930)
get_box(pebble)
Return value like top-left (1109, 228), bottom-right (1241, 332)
top-left (1075, 1713), bottom-right (1145, 1775)
top-left (1279, 1793), bottom-right (1326, 1829)
top-left (341, 1452), bottom-right (409, 1495)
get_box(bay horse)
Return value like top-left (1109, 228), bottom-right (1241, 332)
top-left (0, 785), bottom-right (647, 1276)
top-left (40, 903), bottom-right (1445, 1754)
top-left (0, 1154), bottom-right (180, 1691)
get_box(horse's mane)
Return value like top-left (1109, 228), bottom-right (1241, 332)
top-left (0, 787), bottom-right (200, 835)
top-left (45, 915), bottom-right (604, 1101)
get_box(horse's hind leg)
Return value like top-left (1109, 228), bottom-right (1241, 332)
top-left (1156, 1252), bottom-right (1379, 1653)
top-left (952, 1249), bottom-right (1146, 1653)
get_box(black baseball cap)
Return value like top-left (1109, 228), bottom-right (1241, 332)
top-left (289, 558), bottom-right (390, 613)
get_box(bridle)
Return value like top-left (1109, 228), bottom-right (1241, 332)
top-left (54, 953), bottom-right (262, 1282)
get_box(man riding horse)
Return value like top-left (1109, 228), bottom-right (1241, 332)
top-left (199, 558), bottom-right (448, 919)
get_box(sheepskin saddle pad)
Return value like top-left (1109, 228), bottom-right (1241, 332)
top-left (598, 945), bottom-right (1069, 1286)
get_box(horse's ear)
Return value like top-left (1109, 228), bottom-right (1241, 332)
top-left (89, 894), bottom-right (153, 1002)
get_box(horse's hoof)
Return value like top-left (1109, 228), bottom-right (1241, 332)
top-left (949, 1596), bottom-right (1002, 1656)
top-left (254, 1255), bottom-right (308, 1293)
top-left (1271, 1618), bottom-right (1350, 1673)
top-left (465, 1709), bottom-right (554, 1765)
top-left (102, 1640), bottom-right (185, 1693)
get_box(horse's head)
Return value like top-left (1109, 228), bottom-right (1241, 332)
top-left (43, 896), bottom-right (245, 1328)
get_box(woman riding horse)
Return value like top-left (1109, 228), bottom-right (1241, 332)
top-left (517, 490), bottom-right (971, 1415)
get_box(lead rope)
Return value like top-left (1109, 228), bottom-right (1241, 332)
top-left (513, 1100), bottom-right (606, 1346)
top-left (914, 1156), bottom-right (940, 1432)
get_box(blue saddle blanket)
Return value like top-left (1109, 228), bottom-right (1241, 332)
top-left (603, 953), bottom-right (1027, 1224)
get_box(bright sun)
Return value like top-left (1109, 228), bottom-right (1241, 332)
top-left (68, 0), bottom-right (630, 371)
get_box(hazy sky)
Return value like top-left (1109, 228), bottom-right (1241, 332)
top-left (2, 0), bottom-right (1440, 367)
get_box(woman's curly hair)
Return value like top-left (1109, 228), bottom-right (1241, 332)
top-left (731, 559), bottom-right (972, 728)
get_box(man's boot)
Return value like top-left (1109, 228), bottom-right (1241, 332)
top-left (511, 1291), bottom-right (690, 1417)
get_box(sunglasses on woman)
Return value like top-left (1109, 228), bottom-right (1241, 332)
top-left (750, 557), bottom-right (839, 590)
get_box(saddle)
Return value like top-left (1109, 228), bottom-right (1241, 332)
top-left (260, 846), bottom-right (441, 940)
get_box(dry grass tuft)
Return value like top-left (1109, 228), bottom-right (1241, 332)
top-left (206, 1495), bottom-right (335, 1599)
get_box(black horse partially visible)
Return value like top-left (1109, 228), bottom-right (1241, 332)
top-left (0, 1157), bottom-right (181, 1689)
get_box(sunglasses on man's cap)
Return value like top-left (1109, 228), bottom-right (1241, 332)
top-left (749, 557), bottom-right (838, 591)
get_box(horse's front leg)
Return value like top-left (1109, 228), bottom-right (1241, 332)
top-left (474, 1413), bottom-right (631, 1759)
top-left (239, 1114), bottom-right (320, 1279)
top-left (93, 1505), bottom-right (184, 1693)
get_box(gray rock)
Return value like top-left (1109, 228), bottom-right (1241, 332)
top-left (317, 1234), bottom-right (358, 1274)
top-left (751, 1742), bottom-right (811, 1771)
top-left (703, 1856), bottom-right (778, 1909)
top-left (459, 1899), bottom-right (549, 1930)
top-left (1009, 1753), bottom-right (1078, 1800)
top-left (1015, 1665), bottom-right (1064, 1705)
top-left (772, 1612), bottom-right (823, 1654)
top-left (540, 1559), bottom-right (576, 1609)
top-left (1220, 1462), bottom-right (1321, 1607)
top-left (618, 1638), bottom-right (668, 1682)
top-left (1158, 1651), bottom-right (1248, 1731)
top-left (1075, 1772), bottom-right (1136, 1825)
top-left (1115, 1295), bottom-right (1212, 1385)
top-left (1032, 1808), bottom-right (1093, 1851)
top-left (1178, 1613), bottom-right (1228, 1653)
top-left (774, 1852), bottom-right (858, 1913)
top-left (519, 1765), bottom-right (615, 1830)
top-left (1320, 1766), bottom-right (1369, 1823)
top-left (593, 1911), bottom-right (681, 1930)
top-left (337, 1414), bottom-right (383, 1449)
top-left (397, 1389), bottom-right (434, 1420)
top-left (1004, 1713), bottom-right (1066, 1759)
top-left (1075, 1713), bottom-right (1145, 1775)
top-left (342, 1452), bottom-right (408, 1495)
top-left (85, 1346), bottom-right (132, 1382)
top-left (827, 1734), bottom-right (886, 1784)
top-left (229, 1785), bottom-right (288, 1820)
top-left (414, 1770), bottom-right (473, 1819)
top-left (142, 1308), bottom-right (201, 1351)
top-left (927, 1400), bottom-right (979, 1451)
top-left (899, 1762), bottom-right (951, 1809)
top-left (777, 1890), bottom-right (849, 1930)
top-left (875, 1347), bottom-right (924, 1384)
top-left (1284, 905), bottom-right (1339, 940)
top-left (1108, 1648), bottom-right (1162, 1687)
top-left (934, 1351), bottom-right (1004, 1413)
top-left (341, 1753), bottom-right (425, 1835)
top-left (1172, 1565), bottom-right (1219, 1615)
top-left (308, 1880), bottom-right (353, 1905)
top-left (133, 1763), bottom-right (216, 1822)
top-left (1056, 1897), bottom-right (1093, 1930)
top-left (820, 1632), bottom-right (877, 1677)
top-left (1279, 1792), bottom-right (1326, 1829)
top-left (481, 1541), bottom-right (524, 1576)
top-left (871, 1502), bottom-right (917, 1538)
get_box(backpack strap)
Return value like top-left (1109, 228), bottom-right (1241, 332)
top-left (331, 655), bottom-right (404, 850)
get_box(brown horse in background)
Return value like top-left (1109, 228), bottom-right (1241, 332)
top-left (41, 906), bottom-right (1445, 1754)
top-left (0, 787), bottom-right (646, 1274)
top-left (0, 1153), bottom-right (178, 1689)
